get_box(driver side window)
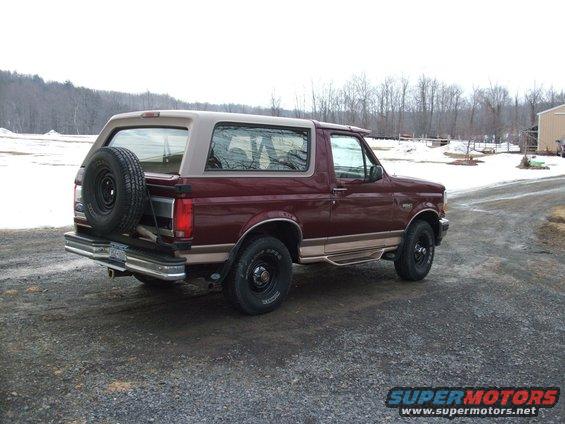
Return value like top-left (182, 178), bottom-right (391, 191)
top-left (330, 135), bottom-right (375, 179)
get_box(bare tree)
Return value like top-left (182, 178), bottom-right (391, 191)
top-left (270, 90), bottom-right (282, 117)
top-left (341, 78), bottom-right (358, 126)
top-left (375, 78), bottom-right (392, 135)
top-left (414, 75), bottom-right (430, 137)
top-left (428, 78), bottom-right (438, 136)
top-left (467, 87), bottom-right (481, 139)
top-left (481, 84), bottom-right (510, 142)
top-left (525, 83), bottom-right (544, 125)
top-left (397, 77), bottom-right (410, 135)
top-left (293, 89), bottom-right (307, 118)
top-left (448, 85), bottom-right (463, 138)
top-left (511, 92), bottom-right (520, 137)
top-left (546, 86), bottom-right (557, 107)
top-left (353, 73), bottom-right (373, 129)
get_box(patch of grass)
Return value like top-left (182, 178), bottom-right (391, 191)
top-left (537, 205), bottom-right (565, 248)
top-left (547, 206), bottom-right (565, 224)
top-left (444, 152), bottom-right (482, 159)
top-left (448, 158), bottom-right (483, 166)
top-left (106, 381), bottom-right (135, 393)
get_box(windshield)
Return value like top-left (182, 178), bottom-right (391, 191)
top-left (108, 127), bottom-right (188, 174)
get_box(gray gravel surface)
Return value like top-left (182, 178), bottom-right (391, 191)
top-left (1, 177), bottom-right (563, 423)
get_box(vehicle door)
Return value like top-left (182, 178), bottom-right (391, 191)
top-left (325, 132), bottom-right (394, 254)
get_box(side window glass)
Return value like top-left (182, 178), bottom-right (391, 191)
top-left (330, 135), bottom-right (366, 179)
top-left (206, 124), bottom-right (310, 172)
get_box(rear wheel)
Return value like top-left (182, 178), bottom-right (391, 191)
top-left (394, 220), bottom-right (435, 281)
top-left (224, 237), bottom-right (292, 315)
top-left (134, 274), bottom-right (174, 288)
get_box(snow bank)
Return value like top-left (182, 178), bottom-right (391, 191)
top-left (0, 134), bottom-right (563, 229)
top-left (0, 128), bottom-right (14, 135)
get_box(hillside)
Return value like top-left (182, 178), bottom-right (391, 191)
top-left (0, 70), bottom-right (273, 134)
top-left (2, 70), bottom-right (564, 140)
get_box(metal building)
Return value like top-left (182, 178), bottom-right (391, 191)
top-left (537, 104), bottom-right (565, 153)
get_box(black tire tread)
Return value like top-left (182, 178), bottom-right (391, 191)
top-left (394, 220), bottom-right (435, 281)
top-left (110, 147), bottom-right (146, 233)
top-left (83, 146), bottom-right (146, 234)
top-left (223, 236), bottom-right (292, 315)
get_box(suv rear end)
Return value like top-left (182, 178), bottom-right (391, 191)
top-left (65, 111), bottom-right (194, 281)
top-left (65, 110), bottom-right (321, 315)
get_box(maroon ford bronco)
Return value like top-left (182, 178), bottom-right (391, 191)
top-left (65, 110), bottom-right (449, 315)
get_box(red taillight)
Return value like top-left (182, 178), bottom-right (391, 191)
top-left (174, 199), bottom-right (193, 238)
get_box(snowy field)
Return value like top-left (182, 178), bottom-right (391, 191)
top-left (0, 129), bottom-right (95, 229)
top-left (0, 130), bottom-right (564, 229)
top-left (367, 138), bottom-right (564, 193)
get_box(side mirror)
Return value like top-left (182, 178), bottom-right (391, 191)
top-left (368, 165), bottom-right (383, 182)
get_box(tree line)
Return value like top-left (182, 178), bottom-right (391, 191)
top-left (0, 70), bottom-right (270, 135)
top-left (1, 70), bottom-right (563, 141)
top-left (298, 74), bottom-right (564, 142)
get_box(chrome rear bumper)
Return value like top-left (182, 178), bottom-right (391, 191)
top-left (64, 231), bottom-right (186, 281)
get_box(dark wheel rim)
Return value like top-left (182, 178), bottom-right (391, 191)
top-left (247, 252), bottom-right (279, 299)
top-left (413, 234), bottom-right (431, 266)
top-left (94, 167), bottom-right (116, 214)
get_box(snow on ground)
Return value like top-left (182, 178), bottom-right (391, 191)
top-left (367, 138), bottom-right (565, 194)
top-left (0, 132), bottom-right (95, 229)
top-left (0, 128), bottom-right (15, 136)
top-left (0, 134), bottom-right (563, 229)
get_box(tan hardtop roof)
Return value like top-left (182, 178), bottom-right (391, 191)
top-left (110, 110), bottom-right (370, 133)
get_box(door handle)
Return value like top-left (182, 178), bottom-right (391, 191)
top-left (332, 187), bottom-right (348, 193)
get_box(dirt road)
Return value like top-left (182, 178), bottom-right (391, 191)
top-left (1, 177), bottom-right (563, 423)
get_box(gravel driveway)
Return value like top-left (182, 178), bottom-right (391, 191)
top-left (1, 177), bottom-right (563, 423)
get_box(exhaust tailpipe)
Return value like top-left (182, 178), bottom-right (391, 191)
top-left (107, 268), bottom-right (133, 279)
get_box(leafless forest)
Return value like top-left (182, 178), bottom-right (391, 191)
top-left (1, 70), bottom-right (563, 140)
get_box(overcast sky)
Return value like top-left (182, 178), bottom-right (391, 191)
top-left (2, 0), bottom-right (564, 108)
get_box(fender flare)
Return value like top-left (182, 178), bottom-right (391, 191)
top-left (405, 207), bottom-right (440, 231)
top-left (210, 215), bottom-right (303, 284)
top-left (392, 208), bottom-right (441, 260)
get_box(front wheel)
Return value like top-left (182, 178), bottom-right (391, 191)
top-left (224, 237), bottom-right (292, 315)
top-left (394, 220), bottom-right (435, 281)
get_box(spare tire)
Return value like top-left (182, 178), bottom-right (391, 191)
top-left (82, 146), bottom-right (146, 234)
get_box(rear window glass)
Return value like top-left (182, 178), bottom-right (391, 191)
top-left (108, 127), bottom-right (188, 174)
top-left (206, 124), bottom-right (310, 172)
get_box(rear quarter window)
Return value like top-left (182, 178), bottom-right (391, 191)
top-left (205, 124), bottom-right (310, 172)
top-left (108, 127), bottom-right (188, 174)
